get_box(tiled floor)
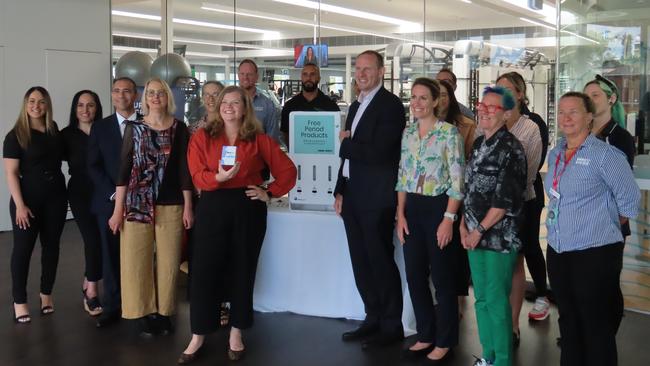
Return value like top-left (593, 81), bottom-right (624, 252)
top-left (1, 221), bottom-right (649, 366)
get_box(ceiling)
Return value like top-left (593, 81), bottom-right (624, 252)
top-left (109, 0), bottom-right (649, 66)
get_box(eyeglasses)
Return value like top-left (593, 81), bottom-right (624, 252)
top-left (146, 90), bottom-right (167, 98)
top-left (204, 92), bottom-right (220, 99)
top-left (475, 102), bottom-right (504, 114)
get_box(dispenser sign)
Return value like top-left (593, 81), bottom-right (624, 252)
top-left (293, 114), bottom-right (335, 155)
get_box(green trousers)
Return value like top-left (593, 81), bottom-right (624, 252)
top-left (468, 248), bottom-right (518, 366)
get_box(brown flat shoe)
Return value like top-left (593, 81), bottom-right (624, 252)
top-left (227, 347), bottom-right (245, 361)
top-left (177, 351), bottom-right (198, 364)
top-left (177, 345), bottom-right (203, 365)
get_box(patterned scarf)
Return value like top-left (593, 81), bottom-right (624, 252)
top-left (125, 120), bottom-right (177, 223)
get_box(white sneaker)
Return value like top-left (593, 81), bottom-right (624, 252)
top-left (472, 356), bottom-right (494, 366)
top-left (528, 297), bottom-right (550, 321)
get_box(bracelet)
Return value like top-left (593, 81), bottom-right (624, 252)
top-left (476, 224), bottom-right (486, 234)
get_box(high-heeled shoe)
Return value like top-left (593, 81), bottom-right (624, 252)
top-left (39, 296), bottom-right (54, 316)
top-left (13, 305), bottom-right (31, 324)
top-left (82, 288), bottom-right (103, 316)
top-left (227, 347), bottom-right (246, 361)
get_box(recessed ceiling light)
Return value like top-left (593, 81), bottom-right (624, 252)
top-left (201, 3), bottom-right (449, 48)
top-left (272, 0), bottom-right (420, 30)
top-left (111, 10), bottom-right (279, 35)
top-left (112, 32), bottom-right (288, 51)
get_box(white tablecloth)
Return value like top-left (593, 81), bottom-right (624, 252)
top-left (253, 201), bottom-right (416, 334)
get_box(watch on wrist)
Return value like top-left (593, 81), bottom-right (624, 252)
top-left (476, 224), bottom-right (486, 234)
top-left (443, 212), bottom-right (457, 222)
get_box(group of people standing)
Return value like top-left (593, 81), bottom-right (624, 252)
top-left (4, 69), bottom-right (297, 363)
top-left (3, 48), bottom-right (641, 366)
top-left (332, 50), bottom-right (640, 366)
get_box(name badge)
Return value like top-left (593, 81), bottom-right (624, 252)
top-left (547, 198), bottom-right (559, 225)
top-left (549, 188), bottom-right (560, 199)
top-left (254, 106), bottom-right (264, 112)
top-left (576, 157), bottom-right (590, 166)
top-left (221, 146), bottom-right (237, 166)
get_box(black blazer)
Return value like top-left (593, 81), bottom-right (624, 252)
top-left (87, 114), bottom-right (123, 215)
top-left (334, 87), bottom-right (405, 210)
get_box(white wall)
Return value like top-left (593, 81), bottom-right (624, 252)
top-left (0, 0), bottom-right (112, 230)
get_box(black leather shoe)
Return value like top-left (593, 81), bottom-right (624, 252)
top-left (96, 311), bottom-right (120, 328)
top-left (401, 344), bottom-right (434, 360)
top-left (341, 322), bottom-right (380, 342)
top-left (136, 316), bottom-right (155, 338)
top-left (151, 314), bottom-right (173, 335)
top-left (361, 330), bottom-right (404, 349)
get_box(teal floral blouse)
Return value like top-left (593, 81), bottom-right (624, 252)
top-left (396, 120), bottom-right (465, 200)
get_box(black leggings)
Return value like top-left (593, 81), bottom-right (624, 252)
top-left (10, 195), bottom-right (67, 304)
top-left (68, 185), bottom-right (102, 282)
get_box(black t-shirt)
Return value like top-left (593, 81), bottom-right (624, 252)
top-left (596, 119), bottom-right (635, 237)
top-left (61, 125), bottom-right (93, 198)
top-left (3, 126), bottom-right (65, 198)
top-left (596, 119), bottom-right (635, 167)
top-left (280, 90), bottom-right (340, 134)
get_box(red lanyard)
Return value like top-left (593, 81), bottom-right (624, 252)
top-left (552, 148), bottom-right (578, 191)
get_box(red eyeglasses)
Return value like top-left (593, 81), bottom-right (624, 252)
top-left (475, 102), bottom-right (504, 114)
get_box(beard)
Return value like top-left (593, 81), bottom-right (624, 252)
top-left (302, 81), bottom-right (317, 92)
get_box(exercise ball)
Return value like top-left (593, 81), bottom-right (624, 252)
top-left (114, 51), bottom-right (153, 86)
top-left (150, 53), bottom-right (192, 86)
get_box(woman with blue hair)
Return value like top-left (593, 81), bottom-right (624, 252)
top-left (461, 86), bottom-right (527, 366)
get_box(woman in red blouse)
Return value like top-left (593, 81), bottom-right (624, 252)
top-left (179, 85), bottom-right (296, 364)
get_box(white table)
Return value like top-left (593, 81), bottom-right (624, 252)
top-left (253, 201), bottom-right (416, 334)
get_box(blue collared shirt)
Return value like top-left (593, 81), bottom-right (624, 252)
top-left (252, 93), bottom-right (280, 143)
top-left (544, 134), bottom-right (640, 253)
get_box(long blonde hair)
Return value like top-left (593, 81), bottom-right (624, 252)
top-left (14, 86), bottom-right (57, 149)
top-left (204, 85), bottom-right (263, 141)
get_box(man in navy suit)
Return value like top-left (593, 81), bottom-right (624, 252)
top-left (334, 50), bottom-right (406, 348)
top-left (87, 77), bottom-right (138, 328)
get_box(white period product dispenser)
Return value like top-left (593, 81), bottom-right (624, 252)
top-left (288, 111), bottom-right (341, 211)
